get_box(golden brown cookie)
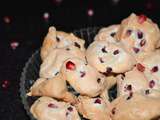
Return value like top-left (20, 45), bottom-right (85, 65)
top-left (40, 26), bottom-right (85, 61)
top-left (30, 96), bottom-right (80, 120)
top-left (116, 13), bottom-right (160, 61)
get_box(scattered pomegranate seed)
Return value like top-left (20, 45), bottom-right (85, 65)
top-left (140, 39), bottom-right (146, 47)
top-left (99, 57), bottom-right (104, 63)
top-left (101, 46), bottom-right (108, 53)
top-left (151, 66), bottom-right (158, 73)
top-left (74, 42), bottom-right (81, 48)
top-left (94, 98), bottom-right (101, 104)
top-left (136, 63), bottom-right (145, 72)
top-left (138, 14), bottom-right (147, 24)
top-left (113, 49), bottom-right (119, 55)
top-left (80, 71), bottom-right (86, 77)
top-left (48, 103), bottom-right (58, 108)
top-left (149, 80), bottom-right (155, 88)
top-left (126, 92), bottom-right (133, 100)
top-left (126, 29), bottom-right (132, 36)
top-left (67, 106), bottom-right (73, 112)
top-left (137, 30), bottom-right (143, 39)
top-left (126, 85), bottom-right (132, 91)
top-left (66, 61), bottom-right (76, 70)
top-left (145, 89), bottom-right (150, 95)
top-left (133, 47), bottom-right (140, 53)
top-left (97, 78), bottom-right (101, 83)
top-left (110, 32), bottom-right (116, 37)
top-left (106, 67), bottom-right (112, 74)
top-left (112, 107), bottom-right (116, 115)
top-left (2, 80), bottom-right (10, 89)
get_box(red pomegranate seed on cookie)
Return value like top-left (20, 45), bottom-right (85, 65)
top-left (138, 14), bottom-right (147, 24)
top-left (48, 103), bottom-right (58, 108)
top-left (145, 89), bottom-right (150, 95)
top-left (140, 39), bottom-right (146, 47)
top-left (101, 46), bottom-right (108, 53)
top-left (80, 71), bottom-right (86, 77)
top-left (110, 32), bottom-right (116, 37)
top-left (67, 106), bottom-right (73, 112)
top-left (97, 78), bottom-right (101, 83)
top-left (94, 98), bottom-right (101, 104)
top-left (149, 80), bottom-right (155, 88)
top-left (99, 57), bottom-right (104, 63)
top-left (113, 49), bottom-right (119, 55)
top-left (136, 63), bottom-right (145, 72)
top-left (133, 47), bottom-right (140, 53)
top-left (112, 107), bottom-right (116, 115)
top-left (137, 30), bottom-right (143, 39)
top-left (151, 66), bottom-right (158, 73)
top-left (106, 67), bottom-right (112, 74)
top-left (126, 29), bottom-right (132, 36)
top-left (126, 85), bottom-right (132, 91)
top-left (66, 61), bottom-right (76, 70)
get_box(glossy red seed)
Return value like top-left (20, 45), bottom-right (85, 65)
top-left (136, 63), bottom-right (145, 72)
top-left (67, 106), bottom-right (73, 112)
top-left (66, 61), bottom-right (76, 70)
top-left (48, 103), bottom-right (58, 108)
top-left (113, 49), bottom-right (119, 55)
top-left (140, 39), bottom-right (146, 47)
top-left (149, 80), bottom-right (155, 88)
top-left (138, 14), bottom-right (147, 24)
top-left (94, 98), bottom-right (101, 104)
top-left (133, 47), bottom-right (140, 53)
top-left (151, 66), bottom-right (158, 73)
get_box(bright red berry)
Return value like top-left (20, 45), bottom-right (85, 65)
top-left (138, 14), bottom-right (147, 24)
top-left (66, 61), bottom-right (76, 70)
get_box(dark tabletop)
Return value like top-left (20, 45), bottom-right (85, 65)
top-left (0, 0), bottom-right (160, 120)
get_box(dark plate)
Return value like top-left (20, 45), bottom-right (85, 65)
top-left (19, 27), bottom-right (116, 120)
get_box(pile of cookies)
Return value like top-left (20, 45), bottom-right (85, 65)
top-left (27, 13), bottom-right (160, 120)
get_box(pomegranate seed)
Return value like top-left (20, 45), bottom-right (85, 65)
top-left (74, 42), bottom-right (81, 48)
top-left (101, 46), bottom-right (108, 53)
top-left (94, 98), bottom-right (101, 104)
top-left (67, 106), bottom-right (73, 112)
top-left (140, 39), bottom-right (146, 47)
top-left (97, 78), bottom-right (101, 83)
top-left (113, 49), bottom-right (119, 55)
top-left (145, 89), bottom-right (150, 95)
top-left (126, 29), bottom-right (132, 36)
top-left (138, 14), bottom-right (147, 24)
top-left (110, 32), bottom-right (116, 37)
top-left (99, 57), bottom-right (104, 63)
top-left (126, 85), bottom-right (132, 91)
top-left (112, 107), bottom-right (116, 115)
top-left (106, 67), bottom-right (112, 74)
top-left (149, 80), bottom-right (155, 88)
top-left (80, 71), bottom-right (86, 77)
top-left (133, 47), bottom-right (140, 53)
top-left (126, 92), bottom-right (133, 100)
top-left (151, 66), bottom-right (158, 73)
top-left (66, 61), bottom-right (76, 70)
top-left (48, 103), bottom-right (58, 108)
top-left (56, 37), bottom-right (60, 42)
top-left (136, 63), bottom-right (145, 72)
top-left (137, 30), bottom-right (143, 39)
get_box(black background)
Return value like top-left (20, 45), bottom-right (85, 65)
top-left (0, 0), bottom-right (160, 120)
